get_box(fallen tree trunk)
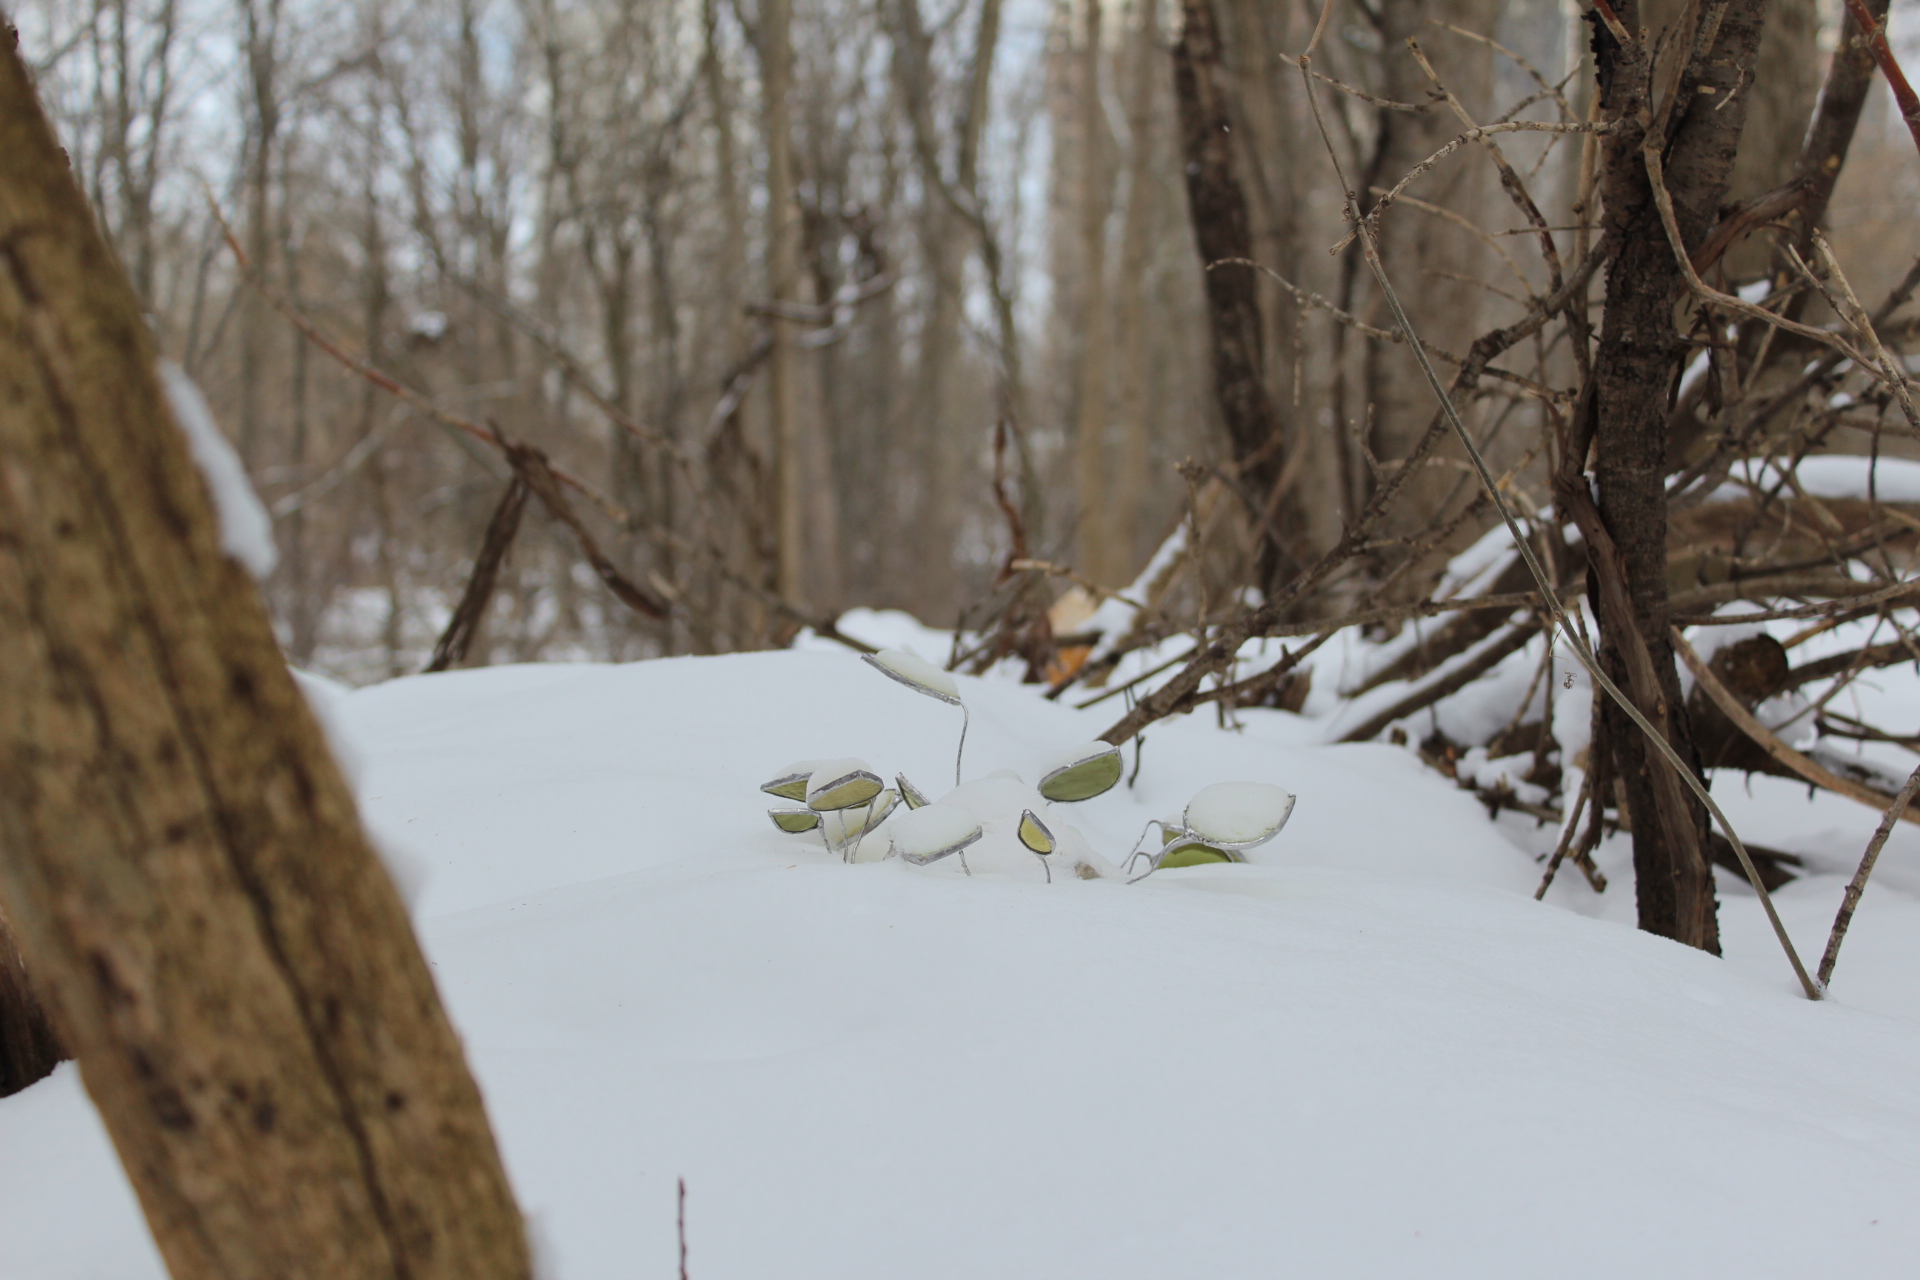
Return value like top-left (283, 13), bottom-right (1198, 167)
top-left (0, 36), bottom-right (530, 1280)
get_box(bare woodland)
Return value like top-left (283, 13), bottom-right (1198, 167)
top-left (13, 0), bottom-right (1920, 1135)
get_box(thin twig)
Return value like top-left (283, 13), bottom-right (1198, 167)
top-left (1818, 760), bottom-right (1920, 988)
top-left (1336, 621), bottom-right (1541, 744)
top-left (1535, 773), bottom-right (1594, 899)
top-left (1333, 120), bottom-right (1620, 253)
top-left (1841, 0), bottom-right (1920, 158)
top-left (1007, 559), bottom-right (1144, 608)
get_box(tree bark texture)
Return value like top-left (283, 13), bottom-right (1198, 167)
top-left (0, 38), bottom-right (531, 1280)
top-left (1589, 0), bottom-right (1775, 951)
top-left (1171, 0), bottom-right (1303, 591)
top-left (1635, 0), bottom-right (1822, 280)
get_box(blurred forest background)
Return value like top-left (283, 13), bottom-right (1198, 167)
top-left (14, 0), bottom-right (1920, 684)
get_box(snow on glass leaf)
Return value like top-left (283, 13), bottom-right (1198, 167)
top-left (890, 803), bottom-right (983, 866)
top-left (861, 648), bottom-right (959, 703)
top-left (1183, 782), bottom-right (1296, 852)
top-left (862, 647), bottom-right (970, 785)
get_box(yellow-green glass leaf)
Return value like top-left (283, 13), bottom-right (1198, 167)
top-left (761, 773), bottom-right (810, 801)
top-left (808, 771), bottom-right (884, 812)
top-left (897, 774), bottom-right (931, 809)
top-left (768, 808), bottom-right (822, 834)
top-left (1016, 809), bottom-right (1055, 856)
top-left (1159, 841), bottom-right (1234, 869)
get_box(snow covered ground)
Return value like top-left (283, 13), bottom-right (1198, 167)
top-left (6, 622), bottom-right (1920, 1277)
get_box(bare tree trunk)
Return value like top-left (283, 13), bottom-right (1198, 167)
top-left (1635, 0), bottom-right (1821, 280)
top-left (1585, 0), bottom-right (1775, 951)
top-left (761, 0), bottom-right (806, 604)
top-left (1071, 0), bottom-right (1115, 582)
top-left (1170, 0), bottom-right (1303, 592)
top-left (1356, 0), bottom-right (1498, 583)
top-left (890, 0), bottom-right (1005, 609)
top-left (0, 43), bottom-right (530, 1278)
top-left (237, 0), bottom-right (283, 467)
top-left (1111, 0), bottom-right (1163, 580)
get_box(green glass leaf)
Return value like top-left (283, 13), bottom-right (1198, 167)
top-left (1037, 742), bottom-right (1124, 803)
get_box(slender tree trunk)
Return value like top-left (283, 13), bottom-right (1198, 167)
top-left (237, 0), bottom-right (282, 468)
top-left (1170, 0), bottom-right (1303, 592)
top-left (1111, 0), bottom-right (1163, 580)
top-left (1634, 0), bottom-right (1821, 280)
top-left (0, 43), bottom-right (530, 1277)
top-left (1072, 0), bottom-right (1114, 582)
top-left (1588, 0), bottom-right (1774, 950)
top-left (645, 183), bottom-right (686, 649)
top-left (1356, 0), bottom-right (1499, 587)
top-left (761, 0), bottom-right (805, 604)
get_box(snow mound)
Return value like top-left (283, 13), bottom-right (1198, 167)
top-left (7, 650), bottom-right (1920, 1280)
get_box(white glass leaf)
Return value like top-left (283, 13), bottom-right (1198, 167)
top-left (862, 648), bottom-right (961, 705)
top-left (891, 803), bottom-right (984, 865)
top-left (1183, 782), bottom-right (1296, 852)
top-left (1037, 741), bottom-right (1124, 803)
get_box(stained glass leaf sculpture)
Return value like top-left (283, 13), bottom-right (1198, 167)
top-left (862, 648), bottom-right (969, 786)
top-left (806, 758), bottom-right (885, 812)
top-left (891, 803), bottom-right (984, 871)
top-left (1182, 782), bottom-right (1296, 853)
top-left (1037, 741), bottom-right (1124, 803)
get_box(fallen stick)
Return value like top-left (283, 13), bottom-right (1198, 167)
top-left (1336, 621), bottom-right (1541, 744)
top-left (426, 473), bottom-right (530, 673)
top-left (1671, 628), bottom-right (1920, 826)
top-left (1535, 773), bottom-right (1593, 900)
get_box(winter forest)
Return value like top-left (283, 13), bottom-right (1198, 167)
top-left (9, 0), bottom-right (1920, 1275)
